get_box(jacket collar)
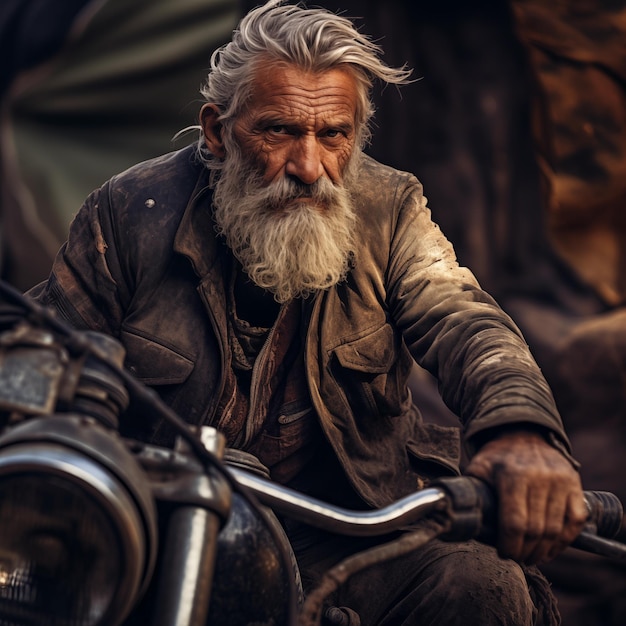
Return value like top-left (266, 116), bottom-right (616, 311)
top-left (173, 165), bottom-right (219, 280)
top-left (173, 162), bottom-right (230, 361)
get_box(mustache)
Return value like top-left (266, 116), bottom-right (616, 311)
top-left (258, 175), bottom-right (342, 211)
top-left (284, 179), bottom-right (324, 198)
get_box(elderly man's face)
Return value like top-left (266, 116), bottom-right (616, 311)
top-left (200, 61), bottom-right (360, 302)
top-left (232, 61), bottom-right (359, 188)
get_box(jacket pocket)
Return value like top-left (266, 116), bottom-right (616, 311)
top-left (120, 329), bottom-right (194, 385)
top-left (332, 323), bottom-right (396, 373)
top-left (330, 323), bottom-right (407, 421)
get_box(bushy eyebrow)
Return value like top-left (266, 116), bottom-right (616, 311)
top-left (254, 114), bottom-right (355, 135)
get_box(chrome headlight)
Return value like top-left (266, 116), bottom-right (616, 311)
top-left (0, 415), bottom-right (157, 626)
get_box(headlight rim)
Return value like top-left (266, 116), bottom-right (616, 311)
top-left (0, 415), bottom-right (158, 626)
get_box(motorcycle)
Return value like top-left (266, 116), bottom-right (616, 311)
top-left (0, 280), bottom-right (624, 626)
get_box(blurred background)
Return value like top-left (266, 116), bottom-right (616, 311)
top-left (1, 1), bottom-right (625, 624)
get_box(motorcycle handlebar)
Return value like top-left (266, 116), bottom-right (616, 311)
top-left (230, 469), bottom-right (624, 550)
top-left (229, 465), bottom-right (449, 536)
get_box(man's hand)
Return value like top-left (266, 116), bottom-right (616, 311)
top-left (465, 430), bottom-right (588, 564)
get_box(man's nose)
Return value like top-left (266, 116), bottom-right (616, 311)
top-left (285, 136), bottom-right (324, 185)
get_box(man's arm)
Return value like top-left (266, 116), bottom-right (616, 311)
top-left (386, 178), bottom-right (586, 562)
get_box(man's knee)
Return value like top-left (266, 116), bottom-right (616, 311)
top-left (378, 541), bottom-right (540, 626)
top-left (308, 538), bottom-right (554, 626)
top-left (422, 542), bottom-right (536, 624)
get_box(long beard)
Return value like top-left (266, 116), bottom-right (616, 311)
top-left (211, 152), bottom-right (358, 303)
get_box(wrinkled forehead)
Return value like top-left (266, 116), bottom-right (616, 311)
top-left (246, 60), bottom-right (359, 119)
top-left (241, 56), bottom-right (367, 121)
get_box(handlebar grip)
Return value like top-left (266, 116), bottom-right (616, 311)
top-left (583, 490), bottom-right (624, 538)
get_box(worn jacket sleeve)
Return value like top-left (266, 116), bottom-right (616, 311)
top-left (28, 182), bottom-right (128, 336)
top-left (386, 176), bottom-right (573, 458)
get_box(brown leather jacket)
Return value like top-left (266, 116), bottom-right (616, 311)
top-left (30, 145), bottom-right (572, 507)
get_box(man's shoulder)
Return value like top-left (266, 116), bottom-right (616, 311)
top-left (92, 144), bottom-right (210, 258)
top-left (106, 144), bottom-right (206, 209)
top-left (353, 153), bottom-right (423, 203)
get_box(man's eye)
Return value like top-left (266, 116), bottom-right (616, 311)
top-left (267, 125), bottom-right (287, 134)
top-left (324, 129), bottom-right (345, 139)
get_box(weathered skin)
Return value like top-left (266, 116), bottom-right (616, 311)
top-left (466, 429), bottom-right (585, 563)
top-left (211, 62), bottom-right (358, 187)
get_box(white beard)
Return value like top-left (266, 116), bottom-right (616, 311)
top-left (211, 151), bottom-right (359, 303)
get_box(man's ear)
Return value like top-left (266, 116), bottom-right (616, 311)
top-left (200, 103), bottom-right (226, 158)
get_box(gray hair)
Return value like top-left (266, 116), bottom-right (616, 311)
top-left (199, 0), bottom-right (412, 155)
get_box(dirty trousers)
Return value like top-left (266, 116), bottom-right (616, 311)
top-left (291, 529), bottom-right (559, 626)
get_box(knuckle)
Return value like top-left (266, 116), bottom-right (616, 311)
top-left (524, 521), bottom-right (545, 541)
top-left (503, 515), bottom-right (527, 537)
top-left (543, 521), bottom-right (562, 541)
